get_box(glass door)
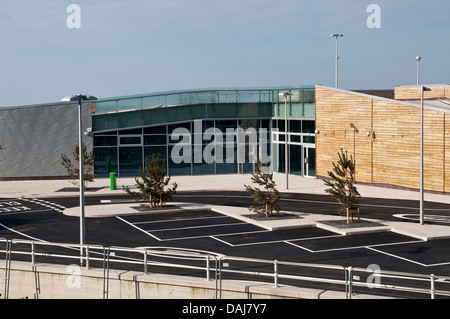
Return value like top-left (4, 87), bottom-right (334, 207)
top-left (304, 146), bottom-right (316, 177)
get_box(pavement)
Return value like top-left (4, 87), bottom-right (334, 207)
top-left (2, 173), bottom-right (450, 241)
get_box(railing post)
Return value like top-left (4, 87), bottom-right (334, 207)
top-left (430, 274), bottom-right (435, 299)
top-left (206, 255), bottom-right (210, 281)
top-left (31, 242), bottom-right (35, 266)
top-left (143, 250), bottom-right (148, 275)
top-left (345, 266), bottom-right (353, 299)
top-left (4, 240), bottom-right (12, 299)
top-left (84, 246), bottom-right (89, 270)
top-left (274, 260), bottom-right (278, 288)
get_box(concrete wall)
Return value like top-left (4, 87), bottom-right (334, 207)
top-left (0, 261), bottom-right (351, 299)
top-left (0, 101), bottom-right (93, 180)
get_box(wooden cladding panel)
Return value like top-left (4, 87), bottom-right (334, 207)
top-left (394, 85), bottom-right (447, 100)
top-left (316, 85), bottom-right (450, 193)
top-left (444, 113), bottom-right (450, 192)
top-left (315, 86), bottom-right (373, 184)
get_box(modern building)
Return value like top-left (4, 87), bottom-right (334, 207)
top-left (0, 86), bottom-right (316, 180)
top-left (1, 83), bottom-right (449, 195)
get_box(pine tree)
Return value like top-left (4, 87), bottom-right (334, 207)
top-left (324, 149), bottom-right (361, 223)
top-left (245, 159), bottom-right (281, 218)
top-left (61, 143), bottom-right (95, 189)
top-left (123, 153), bottom-right (177, 208)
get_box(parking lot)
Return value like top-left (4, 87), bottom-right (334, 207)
top-left (1, 196), bottom-right (450, 273)
top-left (103, 204), bottom-right (450, 274)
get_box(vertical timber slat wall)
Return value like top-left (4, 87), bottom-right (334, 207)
top-left (315, 85), bottom-right (450, 193)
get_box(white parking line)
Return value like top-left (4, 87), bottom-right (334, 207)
top-left (116, 216), bottom-right (162, 241)
top-left (0, 222), bottom-right (48, 242)
top-left (134, 215), bottom-right (228, 225)
top-left (210, 236), bottom-right (235, 246)
top-left (226, 234), bottom-right (343, 248)
top-left (162, 230), bottom-right (269, 242)
top-left (366, 246), bottom-right (428, 267)
top-left (147, 222), bottom-right (247, 233)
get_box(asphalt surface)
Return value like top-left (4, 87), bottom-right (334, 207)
top-left (1, 191), bottom-right (450, 298)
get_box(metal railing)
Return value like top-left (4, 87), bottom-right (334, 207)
top-left (1, 238), bottom-right (449, 299)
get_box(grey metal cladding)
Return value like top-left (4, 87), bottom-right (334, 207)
top-left (0, 101), bottom-right (93, 178)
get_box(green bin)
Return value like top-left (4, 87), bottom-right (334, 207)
top-left (110, 172), bottom-right (117, 190)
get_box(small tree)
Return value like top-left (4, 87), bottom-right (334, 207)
top-left (324, 149), bottom-right (361, 223)
top-left (123, 153), bottom-right (177, 208)
top-left (61, 143), bottom-right (95, 189)
top-left (245, 159), bottom-right (281, 218)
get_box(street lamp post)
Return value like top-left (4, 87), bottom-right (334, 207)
top-left (62, 94), bottom-right (97, 264)
top-left (420, 85), bottom-right (424, 225)
top-left (280, 91), bottom-right (292, 190)
top-left (77, 94), bottom-right (86, 264)
top-left (419, 85), bottom-right (431, 225)
top-left (331, 34), bottom-right (344, 88)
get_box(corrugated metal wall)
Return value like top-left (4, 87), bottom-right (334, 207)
top-left (0, 101), bottom-right (93, 179)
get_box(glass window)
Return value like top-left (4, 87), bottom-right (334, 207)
top-left (303, 89), bottom-right (315, 103)
top-left (260, 119), bottom-right (271, 130)
top-left (94, 136), bottom-right (117, 147)
top-left (212, 142), bottom-right (236, 174)
top-left (94, 131), bottom-right (117, 136)
top-left (144, 135), bottom-right (166, 145)
top-left (141, 95), bottom-right (161, 108)
top-left (144, 125), bottom-right (166, 134)
top-left (119, 128), bottom-right (142, 135)
top-left (119, 136), bottom-right (142, 145)
top-left (215, 120), bottom-right (237, 132)
top-left (218, 91), bottom-right (237, 103)
top-left (144, 146), bottom-right (167, 170)
top-left (94, 147), bottom-right (118, 177)
top-left (277, 144), bottom-right (285, 173)
top-left (168, 122), bottom-right (191, 134)
top-left (168, 145), bottom-right (191, 176)
top-left (277, 120), bottom-right (286, 132)
top-left (290, 120), bottom-right (301, 133)
top-left (303, 136), bottom-right (315, 144)
top-left (193, 144), bottom-right (215, 175)
top-left (290, 144), bottom-right (302, 176)
top-left (117, 98), bottom-right (140, 110)
top-left (119, 147), bottom-right (143, 177)
top-left (302, 120), bottom-right (315, 133)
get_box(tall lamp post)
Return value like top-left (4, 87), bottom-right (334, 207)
top-left (280, 91), bottom-right (292, 190)
top-left (419, 84), bottom-right (431, 225)
top-left (62, 94), bottom-right (97, 264)
top-left (330, 34), bottom-right (344, 88)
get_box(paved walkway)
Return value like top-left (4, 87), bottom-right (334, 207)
top-left (2, 173), bottom-right (447, 241)
top-left (4, 173), bottom-right (450, 203)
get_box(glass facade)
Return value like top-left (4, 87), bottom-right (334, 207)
top-left (92, 87), bottom-right (316, 178)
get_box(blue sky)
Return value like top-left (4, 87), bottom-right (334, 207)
top-left (0, 0), bottom-right (448, 107)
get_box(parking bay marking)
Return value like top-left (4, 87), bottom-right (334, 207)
top-left (116, 215), bottom-right (269, 242)
top-left (0, 200), bottom-right (56, 214)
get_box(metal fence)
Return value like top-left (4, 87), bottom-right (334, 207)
top-left (1, 238), bottom-right (449, 299)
